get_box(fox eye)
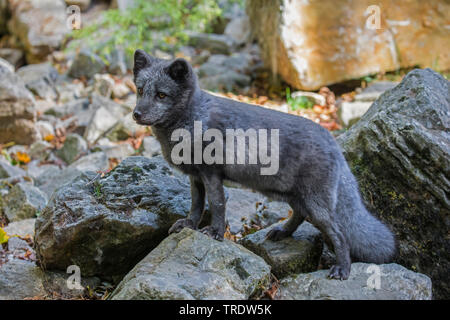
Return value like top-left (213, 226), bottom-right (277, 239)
top-left (157, 92), bottom-right (167, 99)
top-left (138, 87), bottom-right (143, 95)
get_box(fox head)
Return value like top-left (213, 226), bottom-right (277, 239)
top-left (132, 49), bottom-right (198, 127)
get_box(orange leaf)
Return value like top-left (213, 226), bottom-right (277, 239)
top-left (44, 134), bottom-right (55, 142)
top-left (16, 151), bottom-right (30, 164)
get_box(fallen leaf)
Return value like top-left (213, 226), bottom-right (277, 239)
top-left (0, 227), bottom-right (9, 244)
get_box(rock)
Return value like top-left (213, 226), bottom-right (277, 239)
top-left (43, 270), bottom-right (101, 299)
top-left (107, 47), bottom-right (128, 75)
top-left (3, 218), bottom-right (36, 237)
top-left (278, 263), bottom-right (432, 300)
top-left (0, 48), bottom-right (25, 69)
top-left (35, 167), bottom-right (82, 198)
top-left (17, 63), bottom-right (59, 100)
top-left (105, 112), bottom-right (145, 142)
top-left (0, 159), bottom-right (26, 179)
top-left (68, 152), bottom-right (109, 172)
top-left (7, 236), bottom-right (31, 252)
top-left (255, 199), bottom-right (291, 228)
top-left (224, 15), bottom-right (251, 46)
top-left (7, 0), bottom-right (69, 63)
top-left (28, 141), bottom-right (53, 161)
top-left (3, 182), bottom-right (48, 221)
top-left (338, 101), bottom-right (373, 127)
top-left (142, 136), bottom-right (161, 158)
top-left (224, 187), bottom-right (262, 234)
top-left (102, 143), bottom-right (135, 161)
top-left (110, 228), bottom-right (271, 300)
top-left (93, 73), bottom-right (114, 98)
top-left (65, 0), bottom-right (90, 11)
top-left (0, 259), bottom-right (46, 300)
top-left (247, 0), bottom-right (450, 90)
top-left (0, 63), bottom-right (38, 145)
top-left (187, 32), bottom-right (234, 55)
top-left (354, 81), bottom-right (399, 102)
top-left (56, 133), bottom-right (88, 164)
top-left (26, 161), bottom-right (59, 180)
top-left (34, 156), bottom-right (191, 278)
top-left (35, 120), bottom-right (55, 139)
top-left (84, 107), bottom-right (119, 144)
top-left (240, 222), bottom-right (323, 278)
top-left (54, 81), bottom-right (85, 104)
top-left (112, 82), bottom-right (130, 99)
top-left (0, 57), bottom-right (14, 73)
top-left (68, 50), bottom-right (106, 79)
top-left (337, 69), bottom-right (449, 299)
top-left (200, 71), bottom-right (251, 92)
top-left (83, 94), bottom-right (131, 144)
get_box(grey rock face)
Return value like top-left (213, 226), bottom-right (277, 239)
top-left (278, 263), bottom-right (432, 300)
top-left (240, 222), bottom-right (323, 278)
top-left (34, 167), bottom-right (82, 198)
top-left (187, 32), bottom-right (235, 55)
top-left (0, 259), bottom-right (46, 300)
top-left (7, 0), bottom-right (68, 63)
top-left (56, 133), bottom-right (88, 164)
top-left (17, 63), bottom-right (59, 100)
top-left (68, 50), bottom-right (106, 79)
top-left (142, 136), bottom-right (162, 158)
top-left (3, 218), bottom-right (36, 238)
top-left (68, 151), bottom-right (109, 172)
top-left (110, 228), bottom-right (271, 300)
top-left (0, 64), bottom-right (38, 145)
top-left (3, 182), bottom-right (48, 222)
top-left (34, 156), bottom-right (191, 279)
top-left (0, 159), bottom-right (26, 179)
top-left (337, 69), bottom-right (449, 299)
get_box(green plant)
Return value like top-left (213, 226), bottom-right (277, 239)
top-left (68, 0), bottom-right (224, 60)
top-left (286, 88), bottom-right (314, 111)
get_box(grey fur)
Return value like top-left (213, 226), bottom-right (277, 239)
top-left (132, 50), bottom-right (396, 279)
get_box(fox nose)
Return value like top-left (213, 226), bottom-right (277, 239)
top-left (133, 110), bottom-right (142, 121)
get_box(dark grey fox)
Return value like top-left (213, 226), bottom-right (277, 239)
top-left (132, 49), bottom-right (396, 280)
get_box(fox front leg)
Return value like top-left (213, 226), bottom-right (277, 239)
top-left (199, 173), bottom-right (226, 241)
top-left (169, 176), bottom-right (205, 234)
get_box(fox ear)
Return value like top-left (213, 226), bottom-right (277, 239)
top-left (134, 49), bottom-right (153, 78)
top-left (167, 59), bottom-right (190, 83)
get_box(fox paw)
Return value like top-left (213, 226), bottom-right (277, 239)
top-left (168, 218), bottom-right (195, 235)
top-left (200, 226), bottom-right (224, 241)
top-left (328, 265), bottom-right (350, 280)
top-left (265, 226), bottom-right (291, 241)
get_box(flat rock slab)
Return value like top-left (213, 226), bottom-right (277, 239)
top-left (111, 228), bottom-right (271, 300)
top-left (278, 263), bottom-right (432, 300)
top-left (239, 222), bottom-right (323, 278)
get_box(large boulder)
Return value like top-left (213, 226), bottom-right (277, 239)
top-left (0, 63), bottom-right (38, 145)
top-left (7, 0), bottom-right (69, 63)
top-left (34, 156), bottom-right (191, 279)
top-left (247, 0), bottom-right (450, 90)
top-left (337, 69), bottom-right (449, 299)
top-left (110, 228), bottom-right (271, 300)
top-left (278, 263), bottom-right (432, 300)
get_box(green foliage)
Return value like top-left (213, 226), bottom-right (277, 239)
top-left (68, 0), bottom-right (224, 59)
top-left (286, 88), bottom-right (314, 111)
